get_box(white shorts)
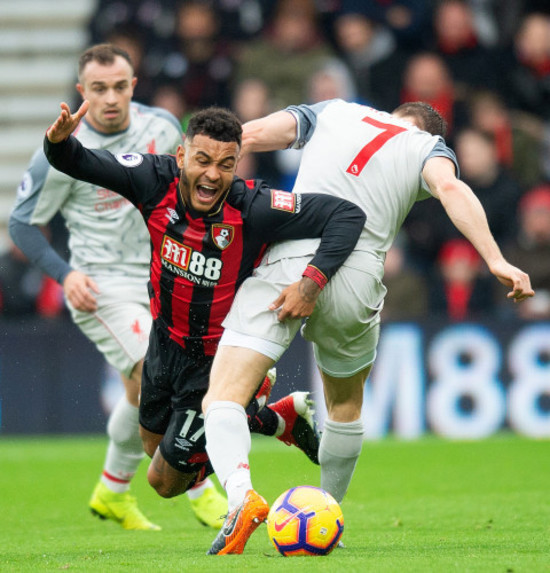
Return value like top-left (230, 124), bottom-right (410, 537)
top-left (68, 276), bottom-right (152, 378)
top-left (221, 256), bottom-right (385, 377)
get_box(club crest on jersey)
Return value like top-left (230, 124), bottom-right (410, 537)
top-left (212, 224), bottom-right (234, 250)
top-left (271, 189), bottom-right (296, 212)
top-left (115, 152), bottom-right (143, 167)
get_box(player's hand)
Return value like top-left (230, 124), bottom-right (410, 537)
top-left (489, 259), bottom-right (535, 303)
top-left (269, 277), bottom-right (321, 321)
top-left (63, 270), bottom-right (100, 312)
top-left (46, 101), bottom-right (89, 143)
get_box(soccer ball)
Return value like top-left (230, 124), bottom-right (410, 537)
top-left (266, 485), bottom-right (344, 556)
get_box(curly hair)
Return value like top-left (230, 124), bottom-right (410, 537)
top-left (186, 107), bottom-right (242, 147)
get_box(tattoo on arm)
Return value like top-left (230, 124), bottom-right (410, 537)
top-left (299, 277), bottom-right (321, 303)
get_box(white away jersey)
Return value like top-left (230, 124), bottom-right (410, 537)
top-left (267, 99), bottom-right (457, 275)
top-left (10, 103), bottom-right (183, 281)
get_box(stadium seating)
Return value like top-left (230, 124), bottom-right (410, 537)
top-left (0, 0), bottom-right (96, 234)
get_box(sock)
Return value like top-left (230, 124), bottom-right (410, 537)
top-left (319, 418), bottom-right (364, 504)
top-left (101, 395), bottom-right (145, 494)
top-left (245, 395), bottom-right (260, 423)
top-left (205, 401), bottom-right (252, 512)
top-left (186, 476), bottom-right (214, 500)
top-left (274, 411), bottom-right (285, 437)
top-left (247, 404), bottom-right (279, 436)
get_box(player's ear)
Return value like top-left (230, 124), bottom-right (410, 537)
top-left (76, 83), bottom-right (84, 99)
top-left (131, 77), bottom-right (138, 90)
top-left (176, 144), bottom-right (185, 168)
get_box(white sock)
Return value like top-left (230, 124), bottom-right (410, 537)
top-left (205, 401), bottom-right (252, 512)
top-left (186, 477), bottom-right (214, 500)
top-left (319, 418), bottom-right (364, 504)
top-left (101, 395), bottom-right (145, 494)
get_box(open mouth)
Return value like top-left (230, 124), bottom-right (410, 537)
top-left (196, 184), bottom-right (218, 203)
top-left (104, 109), bottom-right (119, 119)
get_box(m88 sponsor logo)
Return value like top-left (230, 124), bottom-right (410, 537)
top-left (161, 235), bottom-right (223, 285)
top-left (311, 322), bottom-right (550, 439)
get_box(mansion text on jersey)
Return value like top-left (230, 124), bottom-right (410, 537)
top-left (161, 258), bottom-right (219, 287)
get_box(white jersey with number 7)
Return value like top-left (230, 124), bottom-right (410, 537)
top-left (266, 99), bottom-right (458, 277)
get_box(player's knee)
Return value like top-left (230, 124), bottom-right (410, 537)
top-left (107, 413), bottom-right (142, 449)
top-left (147, 465), bottom-right (195, 498)
top-left (147, 469), bottom-right (175, 498)
top-left (151, 482), bottom-right (177, 498)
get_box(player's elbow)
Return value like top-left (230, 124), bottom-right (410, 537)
top-left (434, 176), bottom-right (466, 203)
top-left (343, 203), bottom-right (366, 232)
top-left (8, 215), bottom-right (17, 242)
top-left (8, 216), bottom-right (28, 246)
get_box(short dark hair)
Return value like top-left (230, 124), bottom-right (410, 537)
top-left (186, 107), bottom-right (242, 147)
top-left (78, 43), bottom-right (134, 80)
top-left (393, 101), bottom-right (447, 137)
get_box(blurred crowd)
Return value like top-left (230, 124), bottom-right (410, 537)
top-left (2, 0), bottom-right (550, 321)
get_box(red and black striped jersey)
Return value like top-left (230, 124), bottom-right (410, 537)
top-left (45, 136), bottom-right (366, 356)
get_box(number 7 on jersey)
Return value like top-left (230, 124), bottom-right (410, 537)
top-left (346, 115), bottom-right (406, 177)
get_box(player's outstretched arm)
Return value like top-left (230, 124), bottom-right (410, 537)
top-left (241, 110), bottom-right (297, 155)
top-left (46, 101), bottom-right (89, 143)
top-left (423, 156), bottom-right (535, 303)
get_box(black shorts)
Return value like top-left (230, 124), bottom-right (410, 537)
top-left (139, 321), bottom-right (214, 476)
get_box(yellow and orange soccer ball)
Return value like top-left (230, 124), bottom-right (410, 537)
top-left (266, 486), bottom-right (344, 556)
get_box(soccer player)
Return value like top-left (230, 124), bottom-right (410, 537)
top-left (41, 101), bottom-right (366, 534)
top-left (10, 43), bottom-right (222, 531)
top-left (201, 99), bottom-right (535, 554)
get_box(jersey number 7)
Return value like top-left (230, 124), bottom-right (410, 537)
top-left (346, 115), bottom-right (406, 177)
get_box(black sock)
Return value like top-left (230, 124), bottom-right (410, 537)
top-left (246, 400), bottom-right (279, 436)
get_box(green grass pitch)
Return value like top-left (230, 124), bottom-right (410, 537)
top-left (0, 434), bottom-right (548, 572)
